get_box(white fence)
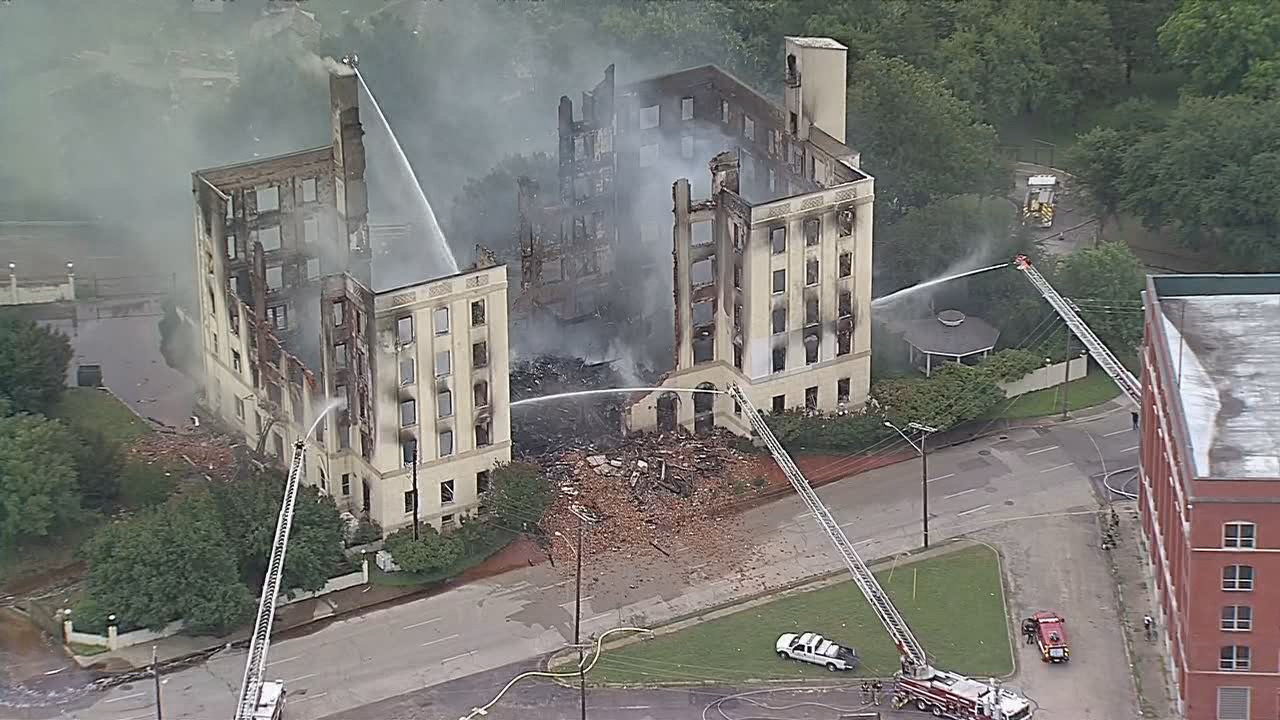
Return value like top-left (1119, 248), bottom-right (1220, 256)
top-left (63, 559), bottom-right (368, 651)
top-left (2, 272), bottom-right (76, 306)
top-left (1001, 356), bottom-right (1088, 398)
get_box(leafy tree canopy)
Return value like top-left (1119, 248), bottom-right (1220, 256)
top-left (1056, 242), bottom-right (1146, 353)
top-left (82, 492), bottom-right (252, 634)
top-left (385, 525), bottom-right (464, 575)
top-left (1158, 0), bottom-right (1280, 96)
top-left (488, 462), bottom-right (551, 532)
top-left (0, 414), bottom-right (80, 547)
top-left (0, 316), bottom-right (73, 416)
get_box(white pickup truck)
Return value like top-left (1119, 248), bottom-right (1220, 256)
top-left (775, 631), bottom-right (859, 671)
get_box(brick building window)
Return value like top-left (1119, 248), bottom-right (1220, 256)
top-left (301, 177), bottom-right (317, 203)
top-left (1224, 522), bottom-right (1256, 549)
top-left (1219, 645), bottom-right (1250, 671)
top-left (1222, 565), bottom-right (1254, 591)
top-left (1221, 606), bottom-right (1253, 631)
top-left (1217, 687), bottom-right (1250, 720)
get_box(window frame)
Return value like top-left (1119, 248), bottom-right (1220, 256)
top-left (1222, 564), bottom-right (1255, 592)
top-left (1221, 605), bottom-right (1253, 632)
top-left (1219, 644), bottom-right (1251, 671)
top-left (1224, 522), bottom-right (1257, 549)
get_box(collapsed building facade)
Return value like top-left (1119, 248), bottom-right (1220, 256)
top-left (192, 67), bottom-right (511, 532)
top-left (517, 37), bottom-right (874, 434)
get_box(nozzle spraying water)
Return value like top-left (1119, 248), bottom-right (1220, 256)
top-left (871, 263), bottom-right (1011, 307)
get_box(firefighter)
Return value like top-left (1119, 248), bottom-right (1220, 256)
top-left (860, 680), bottom-right (871, 703)
top-left (1022, 618), bottom-right (1037, 644)
top-left (1131, 411), bottom-right (1139, 431)
top-left (872, 679), bottom-right (883, 705)
top-left (1143, 614), bottom-right (1155, 641)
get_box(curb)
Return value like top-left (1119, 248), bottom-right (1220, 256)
top-left (545, 539), bottom-right (1005, 690)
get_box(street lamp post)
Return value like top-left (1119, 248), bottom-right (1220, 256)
top-left (411, 440), bottom-right (420, 540)
top-left (885, 421), bottom-right (939, 549)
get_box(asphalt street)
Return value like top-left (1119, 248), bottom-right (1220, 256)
top-left (43, 403), bottom-right (1141, 720)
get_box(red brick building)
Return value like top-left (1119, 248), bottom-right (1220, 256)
top-left (1140, 274), bottom-right (1280, 720)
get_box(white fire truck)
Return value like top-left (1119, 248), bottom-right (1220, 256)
top-left (894, 669), bottom-right (1032, 719)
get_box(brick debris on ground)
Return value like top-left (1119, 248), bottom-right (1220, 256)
top-left (540, 429), bottom-right (761, 568)
top-left (509, 355), bottom-right (631, 458)
top-left (124, 428), bottom-right (242, 482)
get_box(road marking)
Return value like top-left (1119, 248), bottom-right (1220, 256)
top-left (538, 580), bottom-right (570, 591)
top-left (1104, 428), bottom-right (1130, 437)
top-left (266, 655), bottom-right (299, 667)
top-left (957, 505), bottom-right (991, 517)
top-left (285, 673), bottom-right (316, 684)
top-left (290, 692), bottom-right (329, 704)
top-left (586, 611), bottom-right (616, 622)
top-left (442, 650), bottom-right (475, 663)
top-left (561, 595), bottom-right (593, 607)
top-left (422, 633), bottom-right (460, 647)
top-left (120, 713), bottom-right (160, 720)
top-left (616, 706), bottom-right (652, 710)
top-left (927, 473), bottom-right (955, 483)
top-left (104, 692), bottom-right (145, 704)
top-left (1025, 445), bottom-right (1060, 456)
top-left (944, 488), bottom-right (979, 500)
top-left (1041, 463), bottom-right (1073, 473)
top-left (1122, 445), bottom-right (1140, 453)
top-left (404, 618), bottom-right (441, 630)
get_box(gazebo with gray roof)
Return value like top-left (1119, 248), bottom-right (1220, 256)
top-left (902, 310), bottom-right (1000, 376)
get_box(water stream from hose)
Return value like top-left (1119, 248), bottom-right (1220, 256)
top-left (871, 263), bottom-right (1010, 307)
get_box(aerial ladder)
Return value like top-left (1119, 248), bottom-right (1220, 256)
top-left (1012, 255), bottom-right (1140, 406)
top-left (233, 439), bottom-right (308, 720)
top-left (727, 385), bottom-right (1032, 719)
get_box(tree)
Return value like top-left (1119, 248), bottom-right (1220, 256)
top-left (384, 525), bottom-right (463, 575)
top-left (1118, 94), bottom-right (1280, 268)
top-left (488, 462), bottom-right (551, 531)
top-left (0, 414), bottom-right (80, 547)
top-left (1055, 242), bottom-right (1146, 353)
top-left (209, 469), bottom-right (345, 594)
top-left (69, 429), bottom-right (123, 511)
top-left (81, 492), bottom-right (252, 634)
top-left (1105, 0), bottom-right (1177, 85)
top-left (1064, 128), bottom-right (1129, 232)
top-left (871, 362), bottom-right (1006, 430)
top-left (938, 1), bottom-right (1050, 122)
top-left (846, 53), bottom-right (1006, 216)
top-left (1158, 0), bottom-right (1280, 95)
top-left (802, 0), bottom-right (954, 69)
top-left (0, 316), bottom-right (73, 416)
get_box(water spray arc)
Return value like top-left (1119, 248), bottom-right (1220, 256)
top-left (871, 263), bottom-right (1011, 307)
top-left (352, 67), bottom-right (459, 275)
top-left (509, 386), bottom-right (726, 408)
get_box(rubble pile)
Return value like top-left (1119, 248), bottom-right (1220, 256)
top-left (510, 355), bottom-right (628, 458)
top-left (542, 429), bottom-right (757, 566)
top-left (125, 429), bottom-right (242, 482)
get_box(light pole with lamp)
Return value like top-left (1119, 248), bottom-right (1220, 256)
top-left (884, 420), bottom-right (939, 549)
top-left (555, 504), bottom-right (600, 720)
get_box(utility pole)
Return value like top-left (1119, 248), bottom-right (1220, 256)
top-left (574, 514), bottom-right (586, 720)
top-left (1061, 323), bottom-right (1071, 419)
top-left (884, 421), bottom-right (938, 549)
top-left (152, 645), bottom-right (163, 720)
top-left (411, 440), bottom-right (420, 540)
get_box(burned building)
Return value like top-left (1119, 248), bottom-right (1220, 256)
top-left (518, 37), bottom-right (873, 432)
top-left (193, 66), bottom-right (511, 532)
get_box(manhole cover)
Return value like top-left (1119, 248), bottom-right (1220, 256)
top-left (1004, 500), bottom-right (1015, 506)
top-left (978, 450), bottom-right (991, 456)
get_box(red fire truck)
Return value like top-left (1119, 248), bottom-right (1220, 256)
top-left (893, 668), bottom-right (1033, 719)
top-left (1025, 611), bottom-right (1070, 663)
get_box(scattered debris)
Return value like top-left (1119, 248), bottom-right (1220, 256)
top-left (124, 430), bottom-right (241, 482)
top-left (509, 355), bottom-right (628, 458)
top-left (541, 429), bottom-right (761, 567)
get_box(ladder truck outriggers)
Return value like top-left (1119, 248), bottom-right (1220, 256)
top-left (727, 385), bottom-right (1033, 720)
top-left (1011, 254), bottom-right (1141, 406)
top-left (232, 439), bottom-right (309, 720)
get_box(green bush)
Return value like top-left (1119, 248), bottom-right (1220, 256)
top-left (385, 526), bottom-right (464, 574)
top-left (489, 462), bottom-right (551, 531)
top-left (119, 463), bottom-right (176, 509)
top-left (347, 518), bottom-right (382, 547)
top-left (979, 349), bottom-right (1043, 382)
top-left (765, 411), bottom-right (895, 453)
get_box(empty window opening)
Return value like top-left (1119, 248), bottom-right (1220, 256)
top-left (232, 350), bottom-right (242, 373)
top-left (639, 104), bottom-right (660, 130)
top-left (838, 207), bottom-right (855, 236)
top-left (475, 421), bottom-right (492, 448)
top-left (402, 439), bottom-right (417, 466)
top-left (303, 217), bottom-right (319, 245)
top-left (692, 222), bottom-right (713, 247)
top-left (265, 266), bottom-right (283, 290)
top-left (839, 252), bottom-right (852, 277)
top-left (805, 258), bottom-right (819, 286)
top-left (772, 269), bottom-right (786, 294)
top-left (771, 394), bottom-right (785, 414)
top-left (332, 301), bottom-right (344, 326)
top-left (403, 490), bottom-right (416, 514)
top-left (772, 306), bottom-right (787, 334)
top-left (256, 186), bottom-right (279, 212)
top-left (438, 429), bottom-right (454, 457)
top-left (772, 345), bottom-right (786, 373)
top-left (471, 299), bottom-right (486, 326)
top-left (837, 329), bottom-right (851, 356)
top-left (472, 341), bottom-right (489, 368)
top-left (768, 168), bottom-right (777, 192)
top-left (691, 257), bottom-right (714, 285)
top-left (258, 225), bottom-right (281, 251)
top-left (301, 177), bottom-right (317, 203)
top-left (477, 470), bottom-right (491, 494)
top-left (721, 100), bottom-right (730, 123)
top-left (805, 386), bottom-right (818, 409)
top-left (804, 218), bottom-right (820, 246)
top-left (743, 115), bottom-right (755, 141)
top-left (234, 395), bottom-right (245, 419)
top-left (839, 290), bottom-right (853, 318)
top-left (692, 300), bottom-right (715, 327)
top-left (433, 307), bottom-right (450, 335)
top-left (544, 258), bottom-right (564, 283)
top-left (789, 111), bottom-right (798, 135)
top-left (474, 380), bottom-right (489, 408)
top-left (226, 233), bottom-right (239, 260)
top-left (441, 479), bottom-right (455, 505)
top-left (400, 357), bottom-right (415, 385)
top-left (334, 343), bottom-right (348, 369)
top-left (399, 399), bottom-right (416, 427)
top-left (771, 227), bottom-right (786, 254)
top-left (692, 336), bottom-right (714, 364)
top-left (681, 97), bottom-right (694, 120)
top-left (397, 315), bottom-right (414, 344)
top-left (435, 350), bottom-right (452, 377)
top-left (437, 389), bottom-right (453, 418)
top-left (573, 176), bottom-right (589, 200)
top-left (733, 343), bottom-right (743, 370)
top-left (306, 257), bottom-right (320, 280)
top-left (805, 334), bottom-right (819, 364)
top-left (837, 378), bottom-right (851, 405)
top-left (805, 297), bottom-right (819, 326)
top-left (733, 263), bottom-right (743, 289)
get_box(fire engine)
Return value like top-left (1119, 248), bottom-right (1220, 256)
top-left (1022, 175), bottom-right (1058, 228)
top-left (1025, 612), bottom-right (1070, 663)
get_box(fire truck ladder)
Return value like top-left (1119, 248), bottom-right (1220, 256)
top-left (726, 385), bottom-right (929, 672)
top-left (233, 439), bottom-right (308, 720)
top-left (1012, 255), bottom-right (1140, 406)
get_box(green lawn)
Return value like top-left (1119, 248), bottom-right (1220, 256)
top-left (54, 387), bottom-right (150, 445)
top-left (991, 371), bottom-right (1122, 420)
top-left (586, 544), bottom-right (1012, 685)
